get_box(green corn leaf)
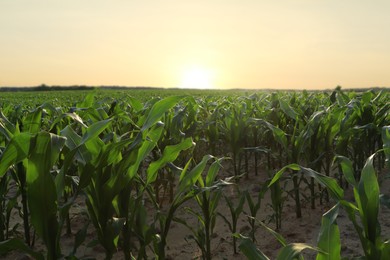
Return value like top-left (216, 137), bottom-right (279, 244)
top-left (358, 153), bottom-right (380, 244)
top-left (249, 118), bottom-right (288, 149)
top-left (269, 164), bottom-right (344, 201)
top-left (50, 112), bottom-right (87, 130)
top-left (95, 107), bottom-right (110, 121)
top-left (60, 125), bottom-right (81, 150)
top-left (78, 162), bottom-right (95, 189)
top-left (83, 138), bottom-right (104, 162)
top-left (268, 164), bottom-right (300, 187)
top-left (380, 242), bottom-right (390, 260)
top-left (253, 217), bottom-right (287, 246)
top-left (127, 95), bottom-right (144, 112)
top-left (146, 137), bottom-right (194, 185)
top-left (76, 91), bottom-right (95, 108)
top-left (141, 96), bottom-right (184, 131)
top-left (178, 155), bottom-right (213, 193)
top-left (55, 148), bottom-right (80, 198)
top-left (339, 199), bottom-right (369, 255)
top-left (334, 156), bottom-right (357, 187)
top-left (0, 110), bottom-right (16, 140)
top-left (23, 107), bottom-right (42, 134)
top-left (238, 234), bottom-right (270, 260)
top-left (27, 132), bottom-right (66, 259)
top-left (0, 121), bottom-right (13, 141)
top-left (60, 125), bottom-right (88, 165)
top-left (126, 123), bottom-right (164, 180)
top-left (316, 204), bottom-right (341, 260)
top-left (98, 138), bottom-right (134, 167)
top-left (54, 167), bottom-right (66, 201)
top-left (299, 166), bottom-right (344, 201)
top-left (81, 118), bottom-right (112, 144)
top-left (0, 132), bottom-right (32, 177)
top-left (279, 99), bottom-right (299, 120)
top-left (205, 157), bottom-right (224, 187)
top-left (61, 120), bottom-right (110, 165)
top-left (264, 121), bottom-right (287, 149)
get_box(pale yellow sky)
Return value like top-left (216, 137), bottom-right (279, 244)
top-left (1, 0), bottom-right (390, 89)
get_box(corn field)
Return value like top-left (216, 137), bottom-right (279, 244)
top-left (0, 87), bottom-right (389, 259)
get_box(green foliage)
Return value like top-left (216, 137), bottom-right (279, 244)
top-left (219, 191), bottom-right (245, 254)
top-left (335, 152), bottom-right (390, 259)
top-left (316, 204), bottom-right (341, 260)
top-left (26, 133), bottom-right (66, 259)
top-left (0, 88), bottom-right (388, 259)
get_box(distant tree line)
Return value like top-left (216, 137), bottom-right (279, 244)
top-left (0, 84), bottom-right (388, 92)
top-left (0, 84), bottom-right (163, 92)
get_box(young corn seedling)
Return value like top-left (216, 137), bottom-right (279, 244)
top-left (244, 183), bottom-right (268, 239)
top-left (153, 155), bottom-right (220, 259)
top-left (221, 103), bottom-right (247, 177)
top-left (266, 176), bottom-right (284, 231)
top-left (241, 155), bottom-right (343, 260)
top-left (181, 157), bottom-right (230, 260)
top-left (218, 189), bottom-right (246, 254)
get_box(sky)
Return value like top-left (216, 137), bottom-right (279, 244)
top-left (1, 0), bottom-right (390, 89)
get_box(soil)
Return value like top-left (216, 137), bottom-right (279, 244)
top-left (4, 162), bottom-right (390, 260)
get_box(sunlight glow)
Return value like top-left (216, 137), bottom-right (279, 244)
top-left (179, 66), bottom-right (216, 89)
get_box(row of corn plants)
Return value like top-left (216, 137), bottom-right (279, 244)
top-left (0, 87), bottom-right (388, 259)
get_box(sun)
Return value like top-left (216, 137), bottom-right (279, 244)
top-left (179, 66), bottom-right (216, 89)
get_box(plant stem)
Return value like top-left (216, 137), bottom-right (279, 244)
top-left (17, 163), bottom-right (30, 246)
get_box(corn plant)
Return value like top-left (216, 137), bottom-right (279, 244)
top-left (239, 170), bottom-right (342, 260)
top-left (218, 191), bottom-right (245, 254)
top-left (0, 105), bottom-right (70, 257)
top-left (154, 155), bottom-right (222, 259)
top-left (180, 157), bottom-right (229, 260)
top-left (267, 182), bottom-right (283, 231)
top-left (334, 153), bottom-right (390, 259)
top-left (199, 97), bottom-right (223, 156)
top-left (120, 136), bottom-right (195, 259)
top-left (269, 164), bottom-right (343, 202)
top-left (221, 101), bottom-right (248, 177)
top-left (0, 88), bottom-right (389, 260)
top-left (243, 183), bottom-right (268, 239)
top-left (0, 108), bottom-right (41, 247)
top-left (0, 131), bottom-right (66, 259)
